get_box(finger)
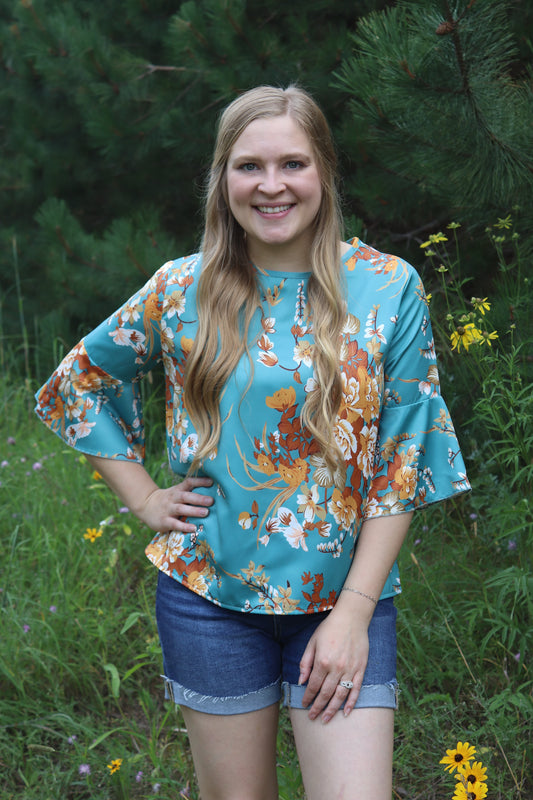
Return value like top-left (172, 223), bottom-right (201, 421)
top-left (179, 476), bottom-right (213, 491)
top-left (298, 639), bottom-right (317, 690)
top-left (342, 682), bottom-right (363, 718)
top-left (305, 675), bottom-right (340, 720)
top-left (320, 678), bottom-right (362, 723)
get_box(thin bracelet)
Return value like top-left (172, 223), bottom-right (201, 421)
top-left (341, 587), bottom-right (378, 606)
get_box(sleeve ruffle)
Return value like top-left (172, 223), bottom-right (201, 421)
top-left (363, 394), bottom-right (470, 518)
top-left (34, 339), bottom-right (147, 462)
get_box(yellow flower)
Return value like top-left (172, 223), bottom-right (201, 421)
top-left (494, 214), bottom-right (512, 229)
top-left (92, 470), bottom-right (102, 480)
top-left (107, 758), bottom-right (123, 774)
top-left (457, 760), bottom-right (488, 786)
top-left (470, 297), bottom-right (490, 315)
top-left (479, 329), bottom-right (498, 347)
top-left (440, 741), bottom-right (477, 773)
top-left (420, 232), bottom-right (448, 248)
top-left (450, 324), bottom-right (482, 352)
top-left (453, 780), bottom-right (488, 800)
top-left (84, 527), bottom-right (103, 542)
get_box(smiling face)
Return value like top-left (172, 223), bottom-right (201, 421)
top-left (225, 115), bottom-right (322, 271)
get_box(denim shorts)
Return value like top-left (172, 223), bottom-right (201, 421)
top-left (155, 571), bottom-right (398, 715)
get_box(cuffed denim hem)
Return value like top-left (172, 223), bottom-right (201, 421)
top-left (162, 675), bottom-right (281, 715)
top-left (281, 678), bottom-right (399, 710)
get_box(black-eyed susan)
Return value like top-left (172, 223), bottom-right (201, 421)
top-left (440, 741), bottom-right (477, 773)
top-left (453, 780), bottom-right (488, 800)
top-left (107, 758), bottom-right (123, 775)
top-left (457, 760), bottom-right (488, 787)
top-left (84, 527), bottom-right (103, 542)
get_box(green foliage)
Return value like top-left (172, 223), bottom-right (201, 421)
top-left (335, 0), bottom-right (533, 226)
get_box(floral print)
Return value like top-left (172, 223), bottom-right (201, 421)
top-left (35, 238), bottom-right (470, 614)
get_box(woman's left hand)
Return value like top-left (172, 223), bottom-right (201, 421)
top-left (298, 603), bottom-right (371, 723)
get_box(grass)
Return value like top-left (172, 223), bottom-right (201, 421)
top-left (1, 379), bottom-right (531, 799)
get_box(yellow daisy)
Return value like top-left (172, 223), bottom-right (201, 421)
top-left (450, 324), bottom-right (482, 352)
top-left (457, 760), bottom-right (488, 786)
top-left (84, 527), bottom-right (103, 542)
top-left (453, 780), bottom-right (488, 800)
top-left (107, 758), bottom-right (123, 774)
top-left (440, 741), bottom-right (477, 773)
top-left (470, 297), bottom-right (490, 315)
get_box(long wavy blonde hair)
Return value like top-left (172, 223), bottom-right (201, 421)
top-left (184, 85), bottom-right (347, 478)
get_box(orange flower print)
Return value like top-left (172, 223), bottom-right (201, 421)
top-left (255, 453), bottom-right (277, 475)
top-left (265, 386), bottom-right (296, 411)
top-left (393, 464), bottom-right (418, 500)
top-left (329, 488), bottom-right (359, 530)
top-left (180, 335), bottom-right (194, 354)
top-left (278, 458), bottom-right (309, 487)
top-left (258, 351), bottom-right (279, 367)
top-left (186, 570), bottom-right (209, 594)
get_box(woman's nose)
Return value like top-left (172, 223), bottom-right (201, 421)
top-left (258, 168), bottom-right (285, 194)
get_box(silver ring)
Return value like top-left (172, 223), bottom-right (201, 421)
top-left (339, 680), bottom-right (354, 690)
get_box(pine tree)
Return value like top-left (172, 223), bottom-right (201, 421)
top-left (334, 0), bottom-right (533, 230)
top-left (0, 0), bottom-right (393, 374)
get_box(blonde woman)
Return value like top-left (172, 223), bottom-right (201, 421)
top-left (36, 86), bottom-right (469, 800)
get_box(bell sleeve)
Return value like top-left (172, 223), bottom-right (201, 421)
top-left (34, 265), bottom-right (170, 463)
top-left (363, 268), bottom-right (470, 519)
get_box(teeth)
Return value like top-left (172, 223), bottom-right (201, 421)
top-left (257, 205), bottom-right (292, 214)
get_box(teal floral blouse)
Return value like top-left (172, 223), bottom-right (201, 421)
top-left (35, 238), bottom-right (470, 614)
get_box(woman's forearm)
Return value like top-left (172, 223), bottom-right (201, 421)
top-left (334, 511), bottom-right (413, 621)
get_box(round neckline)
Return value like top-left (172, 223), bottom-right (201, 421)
top-left (254, 240), bottom-right (359, 279)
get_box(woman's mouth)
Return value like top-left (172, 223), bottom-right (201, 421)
top-left (256, 204), bottom-right (293, 214)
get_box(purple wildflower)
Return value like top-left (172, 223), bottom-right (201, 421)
top-left (119, 506), bottom-right (130, 514)
top-left (507, 539), bottom-right (517, 551)
top-left (7, 437), bottom-right (15, 445)
top-left (49, 605), bottom-right (57, 613)
top-left (78, 763), bottom-right (91, 776)
top-left (136, 771), bottom-right (144, 783)
top-left (23, 624), bottom-right (30, 633)
top-left (0, 460), bottom-right (8, 468)
top-left (68, 735), bottom-right (77, 744)
top-left (32, 462), bottom-right (43, 471)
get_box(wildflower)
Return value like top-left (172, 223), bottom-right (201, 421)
top-left (437, 264), bottom-right (448, 273)
top-left (514, 652), bottom-right (521, 661)
top-left (453, 781), bottom-right (488, 800)
top-left (49, 605), bottom-right (57, 613)
top-left (7, 437), bottom-right (15, 445)
top-left (78, 763), bottom-right (91, 776)
top-left (68, 735), bottom-right (78, 744)
top-left (23, 624), bottom-right (30, 633)
top-left (0, 460), bottom-right (8, 468)
top-left (470, 297), bottom-right (490, 315)
top-left (440, 741), bottom-right (476, 773)
top-left (153, 784), bottom-right (161, 794)
top-left (507, 539), bottom-right (517, 551)
top-left (469, 513), bottom-right (478, 521)
top-left (478, 329), bottom-right (498, 347)
top-left (107, 758), bottom-right (123, 774)
top-left (119, 506), bottom-right (129, 514)
top-left (84, 527), bottom-right (103, 542)
top-left (494, 215), bottom-right (512, 229)
top-left (92, 470), bottom-right (102, 480)
top-left (420, 232), bottom-right (448, 248)
top-left (32, 462), bottom-right (43, 471)
top-left (447, 221), bottom-right (461, 229)
top-left (136, 771), bottom-right (144, 782)
top-left (457, 760), bottom-right (488, 786)
top-left (450, 324), bottom-right (482, 352)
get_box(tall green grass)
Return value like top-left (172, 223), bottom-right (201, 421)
top-left (1, 216), bottom-right (531, 799)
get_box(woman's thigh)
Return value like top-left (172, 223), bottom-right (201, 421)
top-left (290, 706), bottom-right (394, 800)
top-left (180, 703), bottom-right (280, 800)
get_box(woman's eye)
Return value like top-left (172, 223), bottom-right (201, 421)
top-left (286, 160), bottom-right (303, 169)
top-left (239, 163), bottom-right (257, 171)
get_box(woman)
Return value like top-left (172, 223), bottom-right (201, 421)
top-left (35, 85), bottom-right (469, 800)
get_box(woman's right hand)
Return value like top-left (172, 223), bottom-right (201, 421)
top-left (85, 455), bottom-right (214, 534)
top-left (135, 476), bottom-right (214, 533)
